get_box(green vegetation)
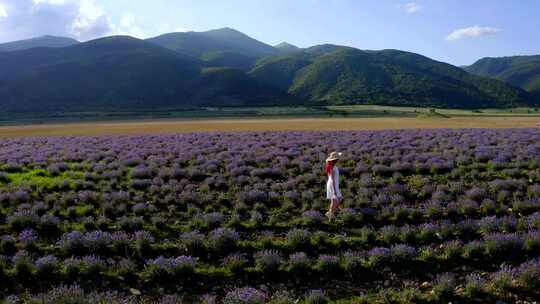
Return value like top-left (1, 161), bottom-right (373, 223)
top-left (2, 105), bottom-right (540, 126)
top-left (0, 28), bottom-right (539, 118)
top-left (200, 51), bottom-right (257, 70)
top-left (416, 109), bottom-right (451, 119)
top-left (464, 55), bottom-right (540, 97)
top-left (0, 169), bottom-right (83, 190)
top-left (327, 105), bottom-right (540, 116)
top-left (190, 67), bottom-right (297, 106)
top-left (0, 35), bottom-right (79, 52)
top-left (274, 42), bottom-right (301, 54)
top-left (146, 27), bottom-right (281, 59)
top-left (250, 53), bottom-right (314, 91)
top-left (0, 36), bottom-right (294, 113)
top-left (250, 48), bottom-right (533, 108)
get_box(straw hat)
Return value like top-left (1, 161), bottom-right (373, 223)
top-left (326, 152), bottom-right (342, 162)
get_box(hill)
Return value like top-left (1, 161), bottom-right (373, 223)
top-left (0, 35), bottom-right (79, 52)
top-left (250, 52), bottom-right (315, 91)
top-left (274, 42), bottom-right (301, 54)
top-left (0, 36), bottom-right (296, 112)
top-left (189, 67), bottom-right (297, 106)
top-left (249, 48), bottom-right (532, 108)
top-left (464, 56), bottom-right (540, 97)
top-left (0, 28), bottom-right (536, 113)
top-left (200, 51), bottom-right (258, 71)
top-left (146, 28), bottom-right (282, 70)
top-left (146, 28), bottom-right (280, 58)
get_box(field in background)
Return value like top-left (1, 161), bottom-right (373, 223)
top-left (3, 105), bottom-right (540, 127)
top-left (1, 116), bottom-right (539, 138)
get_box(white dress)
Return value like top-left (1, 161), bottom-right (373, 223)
top-left (326, 166), bottom-right (342, 199)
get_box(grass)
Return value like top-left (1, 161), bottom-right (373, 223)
top-left (5, 105), bottom-right (540, 126)
top-left (1, 105), bottom-right (540, 138)
top-left (327, 105), bottom-right (540, 116)
top-left (1, 169), bottom-right (83, 189)
top-left (1, 116), bottom-right (540, 138)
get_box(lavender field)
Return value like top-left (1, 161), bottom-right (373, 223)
top-left (1, 129), bottom-right (540, 303)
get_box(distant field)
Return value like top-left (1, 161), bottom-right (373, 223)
top-left (329, 105), bottom-right (540, 116)
top-left (1, 116), bottom-right (539, 138)
top-left (3, 105), bottom-right (540, 126)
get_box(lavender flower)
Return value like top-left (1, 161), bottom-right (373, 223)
top-left (304, 289), bottom-right (328, 304)
top-left (145, 256), bottom-right (197, 275)
top-left (223, 254), bottom-right (248, 273)
top-left (315, 254), bottom-right (339, 272)
top-left (254, 250), bottom-right (282, 272)
top-left (288, 252), bottom-right (311, 271)
top-left (18, 229), bottom-right (38, 245)
top-left (301, 210), bottom-right (324, 226)
top-left (223, 287), bottom-right (267, 304)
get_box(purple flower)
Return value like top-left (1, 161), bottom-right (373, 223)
top-left (286, 229), bottom-right (311, 247)
top-left (223, 287), bottom-right (267, 304)
top-left (254, 250), bottom-right (282, 272)
top-left (367, 247), bottom-right (391, 266)
top-left (237, 190), bottom-right (268, 204)
top-left (57, 231), bottom-right (85, 252)
top-left (35, 255), bottom-right (59, 271)
top-left (391, 244), bottom-right (416, 259)
top-left (18, 229), bottom-right (38, 245)
top-left (288, 252), bottom-right (310, 271)
top-left (7, 210), bottom-right (40, 230)
top-left (12, 250), bottom-right (32, 265)
top-left (301, 210), bottom-right (324, 225)
top-left (484, 233), bottom-right (523, 258)
top-left (200, 212), bottom-right (225, 226)
top-left (465, 187), bottom-right (487, 201)
top-left (223, 254), bottom-right (248, 272)
top-left (304, 289), bottom-right (328, 304)
top-left (315, 254), bottom-right (339, 272)
top-left (134, 230), bottom-right (155, 244)
top-left (145, 256), bottom-right (197, 275)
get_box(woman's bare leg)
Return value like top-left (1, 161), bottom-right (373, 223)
top-left (327, 199), bottom-right (338, 218)
top-left (330, 198), bottom-right (339, 214)
top-left (337, 197), bottom-right (344, 210)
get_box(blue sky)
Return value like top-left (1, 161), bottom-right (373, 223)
top-left (0, 0), bottom-right (539, 65)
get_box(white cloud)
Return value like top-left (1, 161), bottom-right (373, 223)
top-left (0, 0), bottom-right (113, 42)
top-left (120, 13), bottom-right (135, 28)
top-left (396, 2), bottom-right (422, 13)
top-left (0, 0), bottom-right (190, 42)
top-left (112, 13), bottom-right (146, 38)
top-left (174, 26), bottom-right (188, 32)
top-left (0, 3), bottom-right (7, 18)
top-left (446, 25), bottom-right (501, 41)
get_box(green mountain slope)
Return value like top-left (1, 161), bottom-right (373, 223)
top-left (200, 51), bottom-right (258, 71)
top-left (250, 52), bottom-right (315, 90)
top-left (146, 28), bottom-right (281, 58)
top-left (0, 28), bottom-right (535, 112)
top-left (303, 44), bottom-right (353, 56)
top-left (0, 35), bottom-right (79, 52)
top-left (190, 67), bottom-right (299, 106)
top-left (464, 56), bottom-right (540, 96)
top-left (250, 48), bottom-right (532, 108)
top-left (0, 36), bottom-right (296, 112)
top-left (274, 42), bottom-right (301, 54)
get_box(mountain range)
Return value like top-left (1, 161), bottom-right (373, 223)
top-left (0, 35), bottom-right (79, 52)
top-left (464, 56), bottom-right (540, 99)
top-left (0, 28), bottom-right (537, 113)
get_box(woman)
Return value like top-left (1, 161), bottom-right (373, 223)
top-left (325, 152), bottom-right (343, 219)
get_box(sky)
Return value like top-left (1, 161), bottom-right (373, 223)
top-left (0, 0), bottom-right (538, 66)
